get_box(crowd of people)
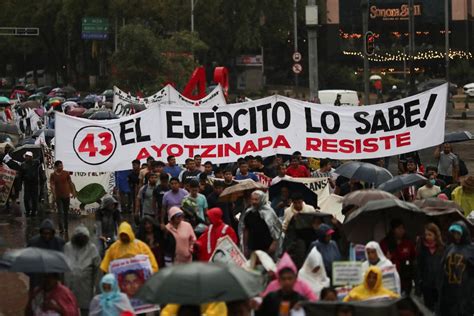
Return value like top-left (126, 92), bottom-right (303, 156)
top-left (8, 145), bottom-right (474, 315)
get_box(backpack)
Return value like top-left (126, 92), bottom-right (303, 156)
top-left (459, 158), bottom-right (469, 176)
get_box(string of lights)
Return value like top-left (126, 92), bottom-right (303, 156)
top-left (342, 49), bottom-right (473, 62)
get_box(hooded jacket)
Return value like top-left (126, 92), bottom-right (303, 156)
top-left (343, 266), bottom-right (399, 302)
top-left (196, 208), bottom-right (238, 262)
top-left (89, 274), bottom-right (133, 316)
top-left (298, 247), bottom-right (331, 297)
top-left (261, 253), bottom-right (317, 301)
top-left (438, 221), bottom-right (474, 316)
top-left (64, 225), bottom-right (101, 309)
top-left (166, 207), bottom-right (196, 264)
top-left (362, 241), bottom-right (401, 294)
top-left (27, 219), bottom-right (65, 251)
top-left (309, 224), bottom-right (341, 277)
top-left (100, 221), bottom-right (158, 273)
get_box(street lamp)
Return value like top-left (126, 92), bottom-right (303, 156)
top-left (306, 1), bottom-right (319, 99)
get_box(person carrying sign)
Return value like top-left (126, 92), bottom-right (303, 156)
top-left (100, 221), bottom-right (158, 273)
top-left (196, 208), bottom-right (238, 261)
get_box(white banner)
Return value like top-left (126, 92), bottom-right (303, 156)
top-left (113, 84), bottom-right (227, 116)
top-left (209, 235), bottom-right (247, 267)
top-left (57, 85), bottom-right (447, 171)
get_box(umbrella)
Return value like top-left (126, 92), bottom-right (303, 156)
top-left (28, 92), bottom-right (45, 101)
top-left (414, 197), bottom-right (463, 212)
top-left (10, 144), bottom-right (42, 161)
top-left (444, 131), bottom-right (473, 143)
top-left (0, 96), bottom-right (10, 105)
top-left (343, 199), bottom-right (425, 244)
top-left (33, 129), bottom-right (54, 138)
top-left (342, 189), bottom-right (397, 209)
top-left (88, 110), bottom-right (119, 120)
top-left (377, 173), bottom-right (427, 193)
top-left (136, 262), bottom-right (264, 305)
top-left (370, 75), bottom-right (382, 80)
top-left (0, 123), bottom-right (20, 135)
top-left (269, 179), bottom-right (318, 207)
top-left (37, 86), bottom-right (52, 94)
top-left (18, 100), bottom-right (41, 109)
top-left (422, 207), bottom-right (474, 235)
top-left (335, 161), bottom-right (393, 187)
top-left (1, 247), bottom-right (71, 273)
top-left (219, 179), bottom-right (267, 202)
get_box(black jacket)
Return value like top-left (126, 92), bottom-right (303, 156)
top-left (27, 219), bottom-right (65, 251)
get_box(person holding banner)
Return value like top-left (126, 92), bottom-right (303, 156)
top-left (100, 221), bottom-right (158, 273)
top-left (196, 207), bottom-right (238, 262)
top-left (343, 266), bottom-right (399, 302)
top-left (286, 156), bottom-right (310, 178)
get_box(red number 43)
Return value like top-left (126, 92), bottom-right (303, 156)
top-left (78, 132), bottom-right (113, 157)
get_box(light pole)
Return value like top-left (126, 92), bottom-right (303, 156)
top-left (294, 0), bottom-right (299, 87)
top-left (191, 0), bottom-right (199, 32)
top-left (408, 0), bottom-right (416, 94)
top-left (361, 0), bottom-right (370, 105)
top-left (444, 0), bottom-right (449, 83)
top-left (306, 1), bottom-right (319, 100)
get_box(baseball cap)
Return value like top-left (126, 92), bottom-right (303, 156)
top-left (449, 224), bottom-right (463, 235)
top-left (24, 151), bottom-right (33, 157)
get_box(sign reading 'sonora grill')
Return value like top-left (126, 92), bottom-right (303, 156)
top-left (56, 84), bottom-right (448, 172)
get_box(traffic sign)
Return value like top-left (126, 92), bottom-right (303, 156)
top-left (292, 63), bottom-right (303, 74)
top-left (82, 17), bottom-right (109, 41)
top-left (292, 52), bottom-right (302, 62)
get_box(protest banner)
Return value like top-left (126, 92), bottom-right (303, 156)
top-left (113, 84), bottom-right (227, 117)
top-left (0, 165), bottom-right (16, 206)
top-left (56, 84), bottom-right (447, 171)
top-left (332, 261), bottom-right (363, 286)
top-left (209, 235), bottom-right (247, 267)
top-left (109, 255), bottom-right (159, 314)
top-left (380, 265), bottom-right (400, 294)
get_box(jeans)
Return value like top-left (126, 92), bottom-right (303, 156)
top-left (23, 182), bottom-right (38, 216)
top-left (56, 197), bottom-right (70, 231)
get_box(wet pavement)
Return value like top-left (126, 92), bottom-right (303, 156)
top-left (0, 119), bottom-right (473, 315)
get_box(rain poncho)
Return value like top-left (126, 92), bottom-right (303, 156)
top-left (196, 208), bottom-right (238, 261)
top-left (28, 282), bottom-right (79, 316)
top-left (100, 222), bottom-right (158, 273)
top-left (361, 241), bottom-right (401, 295)
top-left (438, 221), bottom-right (474, 316)
top-left (298, 247), bottom-right (331, 297)
top-left (64, 225), bottom-right (101, 309)
top-left (89, 274), bottom-right (134, 316)
top-left (343, 266), bottom-right (399, 302)
top-left (27, 219), bottom-right (65, 251)
top-left (166, 207), bottom-right (196, 264)
top-left (238, 190), bottom-right (282, 253)
top-left (261, 253), bottom-right (317, 301)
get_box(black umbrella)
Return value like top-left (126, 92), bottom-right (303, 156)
top-left (444, 131), bottom-right (473, 143)
top-left (0, 123), bottom-right (20, 135)
top-left (269, 179), bottom-right (318, 207)
top-left (335, 161), bottom-right (392, 187)
top-left (136, 262), bottom-right (264, 304)
top-left (33, 129), bottom-right (54, 138)
top-left (2, 248), bottom-right (71, 273)
top-left (10, 144), bottom-right (42, 161)
top-left (377, 173), bottom-right (427, 193)
top-left (343, 199), bottom-right (425, 244)
top-left (88, 110), bottom-right (119, 120)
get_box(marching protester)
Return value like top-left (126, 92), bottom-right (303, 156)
top-left (164, 155), bottom-right (183, 179)
top-left (26, 273), bottom-right (80, 316)
top-left (50, 160), bottom-right (77, 234)
top-left (438, 221), bottom-right (474, 316)
top-left (451, 175), bottom-right (474, 216)
top-left (100, 221), bottom-right (158, 273)
top-left (135, 172), bottom-right (159, 219)
top-left (282, 192), bottom-right (317, 231)
top-left (181, 179), bottom-right (208, 229)
top-left (154, 173), bottom-right (171, 223)
top-left (286, 156), bottom-right (310, 178)
top-left (196, 207), bottom-right (238, 261)
top-left (415, 173), bottom-right (441, 200)
top-left (127, 159), bottom-right (141, 212)
top-left (309, 223), bottom-right (341, 278)
top-left (89, 274), bottom-right (134, 316)
top-left (64, 225), bottom-right (101, 315)
top-left (165, 206), bottom-right (196, 264)
top-left (239, 190), bottom-right (282, 259)
top-left (298, 247), bottom-right (331, 299)
top-left (235, 160), bottom-right (258, 181)
top-left (20, 151), bottom-right (42, 217)
top-left (362, 241), bottom-right (401, 295)
top-left (162, 177), bottom-right (188, 217)
top-left (270, 185), bottom-right (291, 218)
top-left (95, 196), bottom-right (121, 256)
top-left (380, 219), bottom-right (416, 295)
top-left (434, 143), bottom-right (459, 185)
top-left (415, 223), bottom-right (444, 311)
top-left (343, 266), bottom-right (399, 302)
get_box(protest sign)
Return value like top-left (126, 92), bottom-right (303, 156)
top-left (332, 261), bottom-right (363, 286)
top-left (381, 265), bottom-right (400, 294)
top-left (0, 165), bottom-right (16, 206)
top-left (109, 255), bottom-right (159, 314)
top-left (56, 84), bottom-right (447, 171)
top-left (209, 235), bottom-right (247, 267)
